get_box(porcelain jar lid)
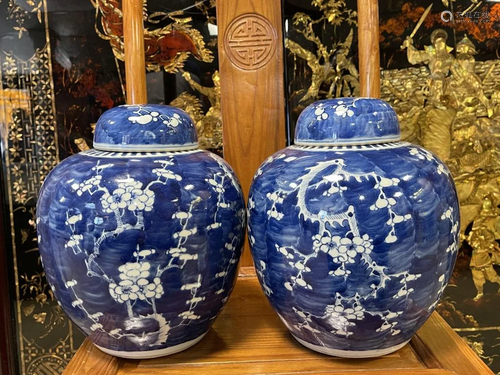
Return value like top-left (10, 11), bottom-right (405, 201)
top-left (294, 98), bottom-right (401, 146)
top-left (93, 104), bottom-right (198, 152)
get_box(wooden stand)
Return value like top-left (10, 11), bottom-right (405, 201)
top-left (63, 269), bottom-right (493, 375)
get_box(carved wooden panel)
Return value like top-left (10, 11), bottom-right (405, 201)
top-left (218, 1), bottom-right (286, 267)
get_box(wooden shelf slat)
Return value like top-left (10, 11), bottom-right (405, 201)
top-left (63, 271), bottom-right (493, 375)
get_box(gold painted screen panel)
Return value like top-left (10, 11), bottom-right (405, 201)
top-left (0, 1), bottom-right (219, 374)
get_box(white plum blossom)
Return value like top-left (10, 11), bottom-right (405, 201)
top-left (374, 177), bottom-right (399, 189)
top-left (329, 234), bottom-right (373, 264)
top-left (73, 175), bottom-right (102, 196)
top-left (119, 262), bottom-right (150, 282)
top-left (90, 323), bottom-right (103, 331)
top-left (65, 280), bottom-right (78, 288)
top-left (109, 280), bottom-right (142, 303)
top-left (178, 311), bottom-right (200, 320)
top-left (163, 113), bottom-right (181, 128)
top-left (109, 261), bottom-right (164, 303)
top-left (441, 207), bottom-right (453, 221)
top-left (409, 147), bottom-right (435, 162)
top-left (100, 179), bottom-right (155, 213)
top-left (323, 183), bottom-right (347, 196)
top-left (314, 106), bottom-right (329, 120)
top-left (323, 303), bottom-right (362, 336)
top-left (128, 110), bottom-right (160, 125)
top-left (172, 212), bottom-right (192, 220)
top-left (152, 168), bottom-right (182, 181)
top-left (329, 303), bottom-right (364, 321)
top-left (129, 188), bottom-right (155, 211)
top-left (207, 178), bottom-right (225, 193)
top-left (334, 104), bottom-right (354, 118)
top-left (267, 192), bottom-right (284, 204)
top-left (312, 233), bottom-right (341, 254)
top-left (143, 277), bottom-right (164, 299)
top-left (371, 194), bottom-right (397, 210)
top-left (267, 206), bottom-right (284, 220)
top-left (65, 234), bottom-right (83, 248)
top-left (101, 187), bottom-right (131, 212)
top-left (66, 213), bottom-right (82, 225)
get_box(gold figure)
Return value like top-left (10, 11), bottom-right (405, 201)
top-left (467, 196), bottom-right (500, 301)
top-left (175, 71), bottom-right (222, 151)
top-left (449, 35), bottom-right (493, 119)
top-left (382, 79), bottom-right (425, 143)
top-left (384, 16), bottom-right (500, 302)
top-left (403, 29), bottom-right (456, 162)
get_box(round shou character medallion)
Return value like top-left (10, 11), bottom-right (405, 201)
top-left (224, 13), bottom-right (277, 71)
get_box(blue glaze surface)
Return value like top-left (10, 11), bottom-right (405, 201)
top-left (94, 105), bottom-right (198, 151)
top-left (37, 106), bottom-right (245, 356)
top-left (248, 99), bottom-right (459, 355)
top-left (295, 98), bottom-right (400, 145)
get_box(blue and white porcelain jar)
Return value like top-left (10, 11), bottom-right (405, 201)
top-left (248, 98), bottom-right (459, 358)
top-left (37, 105), bottom-right (245, 359)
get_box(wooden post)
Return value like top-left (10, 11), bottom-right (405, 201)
top-left (357, 0), bottom-right (380, 98)
top-left (123, 0), bottom-right (147, 104)
top-left (217, 0), bottom-right (286, 266)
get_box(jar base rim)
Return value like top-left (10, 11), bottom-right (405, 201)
top-left (292, 335), bottom-right (410, 358)
top-left (94, 332), bottom-right (207, 359)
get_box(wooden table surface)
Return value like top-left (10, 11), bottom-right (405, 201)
top-left (64, 268), bottom-right (493, 375)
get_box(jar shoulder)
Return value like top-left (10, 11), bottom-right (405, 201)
top-left (45, 149), bottom-right (235, 180)
top-left (40, 149), bottom-right (243, 205)
top-left (253, 143), bottom-right (451, 183)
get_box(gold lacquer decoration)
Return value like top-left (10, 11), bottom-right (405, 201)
top-left (0, 87), bottom-right (31, 141)
top-left (1, 0), bottom-right (43, 38)
top-left (463, 334), bottom-right (498, 366)
top-left (91, 0), bottom-right (214, 73)
top-left (90, 0), bottom-right (222, 151)
top-left (176, 70), bottom-right (222, 151)
top-left (467, 196), bottom-right (500, 301)
top-left (1, 38), bottom-right (76, 375)
top-left (382, 14), bottom-right (500, 301)
top-left (285, 0), bottom-right (358, 103)
top-left (401, 28), bottom-right (455, 161)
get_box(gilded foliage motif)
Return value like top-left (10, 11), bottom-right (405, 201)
top-left (285, 0), bottom-right (359, 104)
top-left (91, 0), bottom-right (213, 73)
